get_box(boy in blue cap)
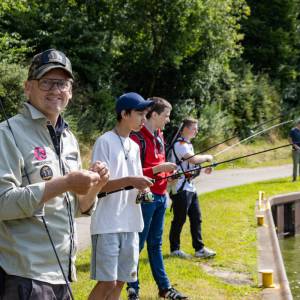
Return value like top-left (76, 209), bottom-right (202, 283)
top-left (88, 92), bottom-right (154, 300)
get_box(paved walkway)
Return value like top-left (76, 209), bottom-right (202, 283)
top-left (76, 164), bottom-right (293, 251)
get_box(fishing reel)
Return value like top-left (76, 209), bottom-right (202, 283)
top-left (136, 190), bottom-right (154, 204)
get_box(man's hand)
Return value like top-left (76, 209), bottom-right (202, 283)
top-left (153, 162), bottom-right (177, 174)
top-left (65, 170), bottom-right (101, 195)
top-left (129, 176), bottom-right (154, 191)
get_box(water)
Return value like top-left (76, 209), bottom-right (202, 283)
top-left (279, 235), bottom-right (300, 298)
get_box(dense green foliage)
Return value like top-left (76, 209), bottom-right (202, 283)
top-left (0, 0), bottom-right (298, 145)
top-left (241, 0), bottom-right (300, 109)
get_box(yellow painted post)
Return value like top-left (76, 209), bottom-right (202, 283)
top-left (257, 214), bottom-right (264, 226)
top-left (259, 269), bottom-right (275, 288)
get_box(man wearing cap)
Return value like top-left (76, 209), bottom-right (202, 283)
top-left (289, 119), bottom-right (300, 181)
top-left (88, 92), bottom-right (154, 300)
top-left (0, 49), bottom-right (109, 299)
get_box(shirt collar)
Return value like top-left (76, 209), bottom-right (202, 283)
top-left (22, 102), bottom-right (68, 131)
top-left (22, 102), bottom-right (47, 120)
top-left (142, 125), bottom-right (161, 138)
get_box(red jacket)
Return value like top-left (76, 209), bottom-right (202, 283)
top-left (130, 126), bottom-right (168, 195)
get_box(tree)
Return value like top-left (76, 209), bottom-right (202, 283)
top-left (0, 0), bottom-right (283, 143)
top-left (241, 0), bottom-right (300, 89)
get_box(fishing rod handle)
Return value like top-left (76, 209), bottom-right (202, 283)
top-left (97, 185), bottom-right (134, 198)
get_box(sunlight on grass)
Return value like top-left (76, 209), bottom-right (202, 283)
top-left (72, 177), bottom-right (300, 299)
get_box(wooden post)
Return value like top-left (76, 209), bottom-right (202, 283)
top-left (277, 205), bottom-right (285, 238)
top-left (295, 201), bottom-right (300, 234)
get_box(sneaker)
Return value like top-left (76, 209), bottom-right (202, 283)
top-left (159, 287), bottom-right (188, 299)
top-left (170, 250), bottom-right (191, 259)
top-left (127, 288), bottom-right (140, 300)
top-left (195, 247), bottom-right (216, 258)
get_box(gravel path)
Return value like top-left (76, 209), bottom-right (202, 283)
top-left (76, 164), bottom-right (293, 251)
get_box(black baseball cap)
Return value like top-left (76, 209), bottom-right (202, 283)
top-left (27, 49), bottom-right (74, 80)
top-left (116, 92), bottom-right (154, 113)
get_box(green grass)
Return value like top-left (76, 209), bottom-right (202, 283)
top-left (72, 177), bottom-right (300, 299)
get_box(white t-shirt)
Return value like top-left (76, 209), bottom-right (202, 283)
top-left (91, 130), bottom-right (144, 234)
top-left (172, 139), bottom-right (196, 193)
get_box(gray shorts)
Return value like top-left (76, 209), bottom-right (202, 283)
top-left (90, 232), bottom-right (139, 282)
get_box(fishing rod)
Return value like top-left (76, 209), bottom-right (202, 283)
top-left (181, 106), bottom-right (299, 162)
top-left (98, 185), bottom-right (134, 198)
top-left (162, 142), bottom-right (292, 181)
top-left (214, 119), bottom-right (293, 157)
top-left (198, 113), bottom-right (286, 155)
top-left (0, 98), bottom-right (75, 300)
top-left (97, 142), bottom-right (292, 198)
top-left (181, 118), bottom-right (293, 164)
top-left (165, 122), bottom-right (183, 155)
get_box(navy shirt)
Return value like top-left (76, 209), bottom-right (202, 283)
top-left (289, 127), bottom-right (300, 150)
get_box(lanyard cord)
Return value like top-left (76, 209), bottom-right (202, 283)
top-left (114, 128), bottom-right (131, 160)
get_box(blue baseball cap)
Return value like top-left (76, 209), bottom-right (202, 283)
top-left (116, 92), bottom-right (154, 113)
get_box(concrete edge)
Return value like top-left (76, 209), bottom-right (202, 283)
top-left (257, 196), bottom-right (293, 300)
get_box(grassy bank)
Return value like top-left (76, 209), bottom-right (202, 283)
top-left (72, 177), bottom-right (300, 299)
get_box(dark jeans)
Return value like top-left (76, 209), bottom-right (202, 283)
top-left (0, 268), bottom-right (70, 300)
top-left (128, 193), bottom-right (170, 293)
top-left (169, 190), bottom-right (204, 252)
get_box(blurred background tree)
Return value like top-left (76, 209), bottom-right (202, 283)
top-left (0, 0), bottom-right (298, 147)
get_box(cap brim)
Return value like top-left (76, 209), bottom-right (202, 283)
top-left (35, 64), bottom-right (74, 79)
top-left (136, 101), bottom-right (154, 110)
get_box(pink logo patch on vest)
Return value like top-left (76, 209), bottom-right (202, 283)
top-left (34, 147), bottom-right (47, 161)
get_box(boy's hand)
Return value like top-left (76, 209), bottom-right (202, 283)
top-left (154, 162), bottom-right (177, 174)
top-left (204, 167), bottom-right (213, 175)
top-left (89, 161), bottom-right (110, 190)
top-left (129, 176), bottom-right (154, 191)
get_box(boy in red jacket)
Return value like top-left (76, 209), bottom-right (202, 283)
top-left (127, 97), bottom-right (188, 300)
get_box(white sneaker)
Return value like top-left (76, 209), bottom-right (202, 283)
top-left (170, 250), bottom-right (191, 259)
top-left (195, 247), bottom-right (216, 258)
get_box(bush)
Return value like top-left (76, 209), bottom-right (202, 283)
top-left (0, 62), bottom-right (27, 121)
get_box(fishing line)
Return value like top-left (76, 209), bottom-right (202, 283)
top-left (98, 143), bottom-right (292, 197)
top-left (162, 143), bottom-right (292, 181)
top-left (182, 107), bottom-right (298, 162)
top-left (214, 119), bottom-right (293, 157)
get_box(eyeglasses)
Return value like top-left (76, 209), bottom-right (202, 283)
top-left (37, 78), bottom-right (73, 92)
